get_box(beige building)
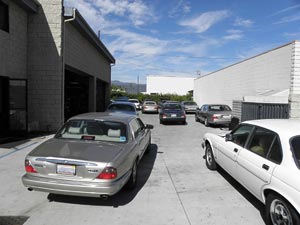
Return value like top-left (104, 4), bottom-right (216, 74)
top-left (0, 0), bottom-right (115, 139)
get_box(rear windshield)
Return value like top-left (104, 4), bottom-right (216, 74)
top-left (55, 120), bottom-right (127, 143)
top-left (290, 136), bottom-right (300, 169)
top-left (164, 104), bottom-right (182, 109)
top-left (183, 102), bottom-right (197, 105)
top-left (108, 104), bottom-right (135, 111)
top-left (209, 105), bottom-right (231, 111)
top-left (129, 100), bottom-right (139, 103)
top-left (144, 101), bottom-right (156, 105)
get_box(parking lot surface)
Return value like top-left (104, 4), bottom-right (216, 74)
top-left (0, 114), bottom-right (266, 225)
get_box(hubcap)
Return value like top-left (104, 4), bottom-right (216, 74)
top-left (270, 199), bottom-right (293, 225)
top-left (206, 148), bottom-right (212, 165)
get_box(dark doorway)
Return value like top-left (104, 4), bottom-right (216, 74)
top-left (64, 70), bottom-right (89, 121)
top-left (0, 76), bottom-right (9, 137)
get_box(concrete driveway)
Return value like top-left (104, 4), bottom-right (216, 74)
top-left (0, 114), bottom-right (266, 225)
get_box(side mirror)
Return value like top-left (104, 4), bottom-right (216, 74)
top-left (225, 133), bottom-right (233, 142)
top-left (146, 124), bottom-right (154, 129)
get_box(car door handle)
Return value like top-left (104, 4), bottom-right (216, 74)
top-left (262, 164), bottom-right (269, 170)
top-left (234, 148), bottom-right (238, 152)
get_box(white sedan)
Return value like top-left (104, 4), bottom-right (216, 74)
top-left (202, 119), bottom-right (300, 225)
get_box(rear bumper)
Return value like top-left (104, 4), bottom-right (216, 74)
top-left (210, 119), bottom-right (231, 125)
top-left (22, 170), bottom-right (131, 197)
top-left (160, 117), bottom-right (186, 122)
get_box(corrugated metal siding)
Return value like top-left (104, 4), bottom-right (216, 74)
top-left (241, 102), bottom-right (289, 122)
top-left (232, 100), bottom-right (242, 120)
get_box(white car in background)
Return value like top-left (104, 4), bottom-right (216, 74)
top-left (129, 99), bottom-right (141, 110)
top-left (202, 119), bottom-right (300, 225)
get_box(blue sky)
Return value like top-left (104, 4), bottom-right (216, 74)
top-left (64, 0), bottom-right (300, 84)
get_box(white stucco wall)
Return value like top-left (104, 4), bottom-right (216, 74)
top-left (147, 76), bottom-right (195, 95)
top-left (194, 42), bottom-right (294, 108)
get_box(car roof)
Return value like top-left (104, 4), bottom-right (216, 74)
top-left (68, 112), bottom-right (136, 123)
top-left (242, 119), bottom-right (300, 136)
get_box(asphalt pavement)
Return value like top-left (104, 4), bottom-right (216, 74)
top-left (0, 114), bottom-right (266, 225)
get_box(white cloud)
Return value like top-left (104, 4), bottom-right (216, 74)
top-left (64, 0), bottom-right (157, 28)
top-left (168, 0), bottom-right (191, 18)
top-left (269, 4), bottom-right (300, 17)
top-left (234, 17), bottom-right (253, 27)
top-left (275, 12), bottom-right (300, 24)
top-left (223, 29), bottom-right (243, 40)
top-left (179, 10), bottom-right (231, 33)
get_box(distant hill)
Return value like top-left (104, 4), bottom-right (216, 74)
top-left (112, 80), bottom-right (146, 94)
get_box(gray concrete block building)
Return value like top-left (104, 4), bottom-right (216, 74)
top-left (194, 40), bottom-right (300, 120)
top-left (0, 0), bottom-right (115, 138)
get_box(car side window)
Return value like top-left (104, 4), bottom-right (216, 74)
top-left (231, 125), bottom-right (253, 147)
top-left (130, 119), bottom-right (142, 138)
top-left (290, 136), bottom-right (300, 168)
top-left (267, 136), bottom-right (282, 164)
top-left (247, 127), bottom-right (276, 157)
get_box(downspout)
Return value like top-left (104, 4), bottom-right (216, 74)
top-left (62, 7), bottom-right (76, 122)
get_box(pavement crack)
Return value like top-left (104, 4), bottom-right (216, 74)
top-left (161, 156), bottom-right (192, 225)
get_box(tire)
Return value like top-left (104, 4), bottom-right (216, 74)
top-left (204, 118), bottom-right (209, 127)
top-left (205, 144), bottom-right (217, 170)
top-left (195, 115), bottom-right (200, 122)
top-left (266, 194), bottom-right (300, 225)
top-left (125, 160), bottom-right (138, 190)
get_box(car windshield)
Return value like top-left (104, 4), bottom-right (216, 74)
top-left (129, 100), bottom-right (139, 103)
top-left (164, 104), bottom-right (182, 109)
top-left (145, 101), bottom-right (156, 105)
top-left (209, 105), bottom-right (231, 111)
top-left (108, 104), bottom-right (135, 111)
top-left (290, 136), bottom-right (300, 168)
top-left (55, 119), bottom-right (127, 143)
top-left (184, 102), bottom-right (197, 105)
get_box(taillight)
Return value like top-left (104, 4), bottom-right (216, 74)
top-left (212, 115), bottom-right (218, 120)
top-left (25, 159), bottom-right (37, 173)
top-left (97, 167), bottom-right (117, 179)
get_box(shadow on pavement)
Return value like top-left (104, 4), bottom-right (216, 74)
top-left (217, 166), bottom-right (267, 224)
top-left (47, 144), bottom-right (158, 207)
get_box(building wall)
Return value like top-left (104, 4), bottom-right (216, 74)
top-left (194, 42), bottom-right (293, 108)
top-left (289, 41), bottom-right (300, 118)
top-left (147, 76), bottom-right (195, 95)
top-left (64, 23), bottom-right (111, 83)
top-left (0, 1), bottom-right (28, 79)
top-left (27, 0), bottom-right (64, 132)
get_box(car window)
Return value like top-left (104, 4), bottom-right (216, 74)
top-left (130, 119), bottom-right (142, 138)
top-left (231, 124), bottom-right (253, 147)
top-left (290, 136), bottom-right (300, 168)
top-left (108, 104), bottom-right (135, 111)
top-left (55, 120), bottom-right (127, 142)
top-left (184, 102), bottom-right (196, 105)
top-left (267, 136), bottom-right (282, 164)
top-left (247, 127), bottom-right (277, 157)
top-left (164, 104), bottom-right (182, 109)
top-left (209, 105), bottom-right (231, 111)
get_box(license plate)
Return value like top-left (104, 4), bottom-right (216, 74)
top-left (222, 115), bottom-right (230, 118)
top-left (57, 164), bottom-right (76, 175)
top-left (171, 114), bottom-right (177, 117)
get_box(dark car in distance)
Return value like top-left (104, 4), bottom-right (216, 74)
top-left (159, 103), bottom-right (186, 125)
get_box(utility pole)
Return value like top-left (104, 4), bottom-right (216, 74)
top-left (137, 75), bottom-right (140, 94)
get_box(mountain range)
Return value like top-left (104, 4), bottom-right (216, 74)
top-left (112, 80), bottom-right (146, 94)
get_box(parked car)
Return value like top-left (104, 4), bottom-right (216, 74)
top-left (141, 101), bottom-right (159, 114)
top-left (129, 99), bottom-right (141, 110)
top-left (22, 112), bottom-right (153, 198)
top-left (181, 101), bottom-right (198, 113)
top-left (159, 102), bottom-right (186, 124)
top-left (106, 101), bottom-right (138, 115)
top-left (195, 104), bottom-right (232, 127)
top-left (202, 119), bottom-right (300, 225)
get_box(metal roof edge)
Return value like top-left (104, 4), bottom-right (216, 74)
top-left (12, 0), bottom-right (39, 13)
top-left (64, 7), bottom-right (115, 64)
top-left (196, 40), bottom-right (298, 80)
